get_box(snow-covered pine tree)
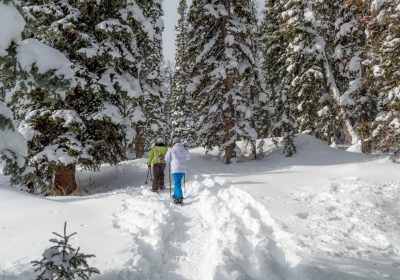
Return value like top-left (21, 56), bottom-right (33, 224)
top-left (186, 0), bottom-right (260, 163)
top-left (246, 0), bottom-right (268, 159)
top-left (273, 0), bottom-right (367, 149)
top-left (316, 0), bottom-right (375, 151)
top-left (0, 1), bottom-right (28, 176)
top-left (1, 1), bottom-right (85, 194)
top-left (161, 61), bottom-right (173, 145)
top-left (171, 0), bottom-right (198, 147)
top-left (365, 0), bottom-right (400, 157)
top-left (0, 102), bottom-right (27, 179)
top-left (260, 0), bottom-right (296, 156)
top-left (277, 0), bottom-right (336, 144)
top-left (32, 222), bottom-right (99, 280)
top-left (3, 0), bottom-right (145, 194)
top-left (133, 0), bottom-right (164, 157)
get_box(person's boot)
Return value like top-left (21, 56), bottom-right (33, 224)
top-left (173, 197), bottom-right (182, 205)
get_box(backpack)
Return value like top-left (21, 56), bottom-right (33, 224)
top-left (155, 148), bottom-right (166, 162)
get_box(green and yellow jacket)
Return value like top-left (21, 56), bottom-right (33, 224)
top-left (147, 144), bottom-right (168, 165)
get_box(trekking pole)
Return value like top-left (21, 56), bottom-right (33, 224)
top-left (183, 174), bottom-right (187, 194)
top-left (169, 164), bottom-right (172, 198)
top-left (145, 166), bottom-right (150, 184)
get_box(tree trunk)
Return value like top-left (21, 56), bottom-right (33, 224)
top-left (135, 125), bottom-right (145, 158)
top-left (224, 95), bottom-right (235, 164)
top-left (251, 119), bottom-right (257, 159)
top-left (54, 164), bottom-right (76, 196)
top-left (361, 139), bottom-right (371, 154)
top-left (222, 0), bottom-right (235, 164)
top-left (224, 119), bottom-right (235, 164)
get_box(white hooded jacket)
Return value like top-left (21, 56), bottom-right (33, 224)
top-left (165, 143), bottom-right (190, 174)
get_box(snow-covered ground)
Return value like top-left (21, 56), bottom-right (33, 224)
top-left (1, 135), bottom-right (399, 280)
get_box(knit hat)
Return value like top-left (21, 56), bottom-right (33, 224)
top-left (172, 137), bottom-right (181, 145)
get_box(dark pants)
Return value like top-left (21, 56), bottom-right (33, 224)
top-left (152, 163), bottom-right (166, 191)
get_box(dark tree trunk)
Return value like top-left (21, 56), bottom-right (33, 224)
top-left (224, 97), bottom-right (235, 164)
top-left (54, 164), bottom-right (76, 195)
top-left (361, 139), bottom-right (372, 154)
top-left (135, 125), bottom-right (145, 158)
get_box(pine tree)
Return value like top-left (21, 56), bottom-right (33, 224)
top-left (366, 0), bottom-right (400, 157)
top-left (186, 0), bottom-right (261, 163)
top-left (0, 1), bottom-right (28, 175)
top-left (0, 102), bottom-right (27, 178)
top-left (2, 1), bottom-right (81, 194)
top-left (32, 222), bottom-right (99, 280)
top-left (261, 0), bottom-right (296, 156)
top-left (161, 61), bottom-right (173, 145)
top-left (317, 0), bottom-right (375, 150)
top-left (171, 0), bottom-right (198, 147)
top-left (277, 0), bottom-right (335, 143)
top-left (264, 0), bottom-right (367, 148)
top-left (3, 1), bottom-right (148, 194)
top-left (133, 0), bottom-right (165, 157)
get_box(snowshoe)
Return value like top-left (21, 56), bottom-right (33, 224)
top-left (173, 197), bottom-right (183, 205)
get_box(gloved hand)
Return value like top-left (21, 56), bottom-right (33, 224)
top-left (148, 165), bottom-right (151, 168)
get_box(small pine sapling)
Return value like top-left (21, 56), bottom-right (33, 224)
top-left (32, 222), bottom-right (99, 280)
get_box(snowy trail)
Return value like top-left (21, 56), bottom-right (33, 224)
top-left (2, 135), bottom-right (400, 279)
top-left (107, 175), bottom-right (298, 280)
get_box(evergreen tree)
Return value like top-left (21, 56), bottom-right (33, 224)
top-left (0, 1), bottom-right (28, 175)
top-left (32, 222), bottom-right (99, 280)
top-left (279, 0), bottom-right (335, 143)
top-left (318, 0), bottom-right (375, 150)
top-left (171, 0), bottom-right (198, 147)
top-left (161, 61), bottom-right (173, 145)
top-left (366, 0), bottom-right (400, 157)
top-left (0, 102), bottom-right (27, 178)
top-left (261, 0), bottom-right (296, 155)
top-left (186, 0), bottom-right (261, 163)
top-left (133, 0), bottom-right (164, 156)
top-left (2, 1), bottom-right (84, 194)
top-left (261, 0), bottom-right (366, 149)
top-left (3, 1), bottom-right (154, 194)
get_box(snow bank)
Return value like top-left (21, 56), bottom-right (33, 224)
top-left (0, 3), bottom-right (25, 56)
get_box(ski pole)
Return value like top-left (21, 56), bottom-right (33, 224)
top-left (169, 164), bottom-right (172, 198)
top-left (183, 174), bottom-right (186, 194)
top-left (145, 166), bottom-right (150, 184)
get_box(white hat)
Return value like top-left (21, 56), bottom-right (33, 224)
top-left (172, 137), bottom-right (181, 145)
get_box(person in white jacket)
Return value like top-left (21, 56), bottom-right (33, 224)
top-left (165, 137), bottom-right (190, 204)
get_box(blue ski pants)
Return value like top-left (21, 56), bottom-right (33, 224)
top-left (173, 173), bottom-right (185, 199)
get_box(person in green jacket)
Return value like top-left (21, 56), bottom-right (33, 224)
top-left (147, 138), bottom-right (168, 192)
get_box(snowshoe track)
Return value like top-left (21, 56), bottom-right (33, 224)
top-left (112, 176), bottom-right (298, 280)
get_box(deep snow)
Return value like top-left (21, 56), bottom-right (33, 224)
top-left (0, 135), bottom-right (399, 280)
